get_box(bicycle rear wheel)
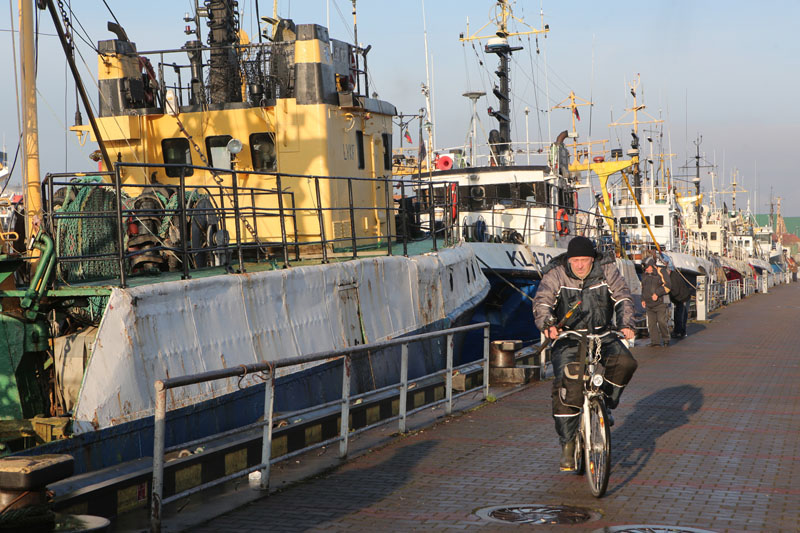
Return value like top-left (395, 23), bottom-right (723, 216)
top-left (584, 397), bottom-right (611, 497)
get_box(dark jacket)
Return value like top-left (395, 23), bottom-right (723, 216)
top-left (641, 265), bottom-right (671, 308)
top-left (533, 251), bottom-right (635, 337)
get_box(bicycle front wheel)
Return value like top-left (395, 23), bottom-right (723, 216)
top-left (585, 397), bottom-right (611, 497)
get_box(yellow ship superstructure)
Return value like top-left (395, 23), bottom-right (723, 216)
top-left (72, 15), bottom-right (396, 252)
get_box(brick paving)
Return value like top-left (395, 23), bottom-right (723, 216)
top-left (190, 283), bottom-right (800, 532)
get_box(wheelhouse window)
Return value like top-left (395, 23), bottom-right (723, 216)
top-left (382, 133), bottom-right (392, 170)
top-left (619, 216), bottom-right (637, 227)
top-left (205, 135), bottom-right (233, 170)
top-left (654, 215), bottom-right (664, 227)
top-left (495, 183), bottom-right (511, 204)
top-left (710, 232), bottom-right (717, 240)
top-left (356, 130), bottom-right (365, 169)
top-left (161, 138), bottom-right (193, 177)
top-left (250, 132), bottom-right (277, 171)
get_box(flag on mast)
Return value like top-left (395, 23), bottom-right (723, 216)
top-left (404, 130), bottom-right (412, 143)
top-left (573, 107), bottom-right (581, 121)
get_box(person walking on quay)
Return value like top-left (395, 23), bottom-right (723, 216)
top-left (532, 236), bottom-right (638, 471)
top-left (641, 257), bottom-right (671, 347)
top-left (669, 268), bottom-right (694, 338)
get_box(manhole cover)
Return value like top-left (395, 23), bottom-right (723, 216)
top-left (476, 504), bottom-right (600, 525)
top-left (591, 527), bottom-right (718, 533)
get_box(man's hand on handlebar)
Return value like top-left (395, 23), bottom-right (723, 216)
top-left (620, 327), bottom-right (635, 340)
top-left (545, 326), bottom-right (560, 339)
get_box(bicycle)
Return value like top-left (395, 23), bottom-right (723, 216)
top-left (570, 332), bottom-right (618, 498)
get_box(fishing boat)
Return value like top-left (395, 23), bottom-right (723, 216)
top-left (1, 0), bottom-right (488, 476)
top-left (391, 1), bottom-right (643, 343)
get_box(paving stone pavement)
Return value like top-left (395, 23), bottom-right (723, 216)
top-left (189, 283), bottom-right (800, 532)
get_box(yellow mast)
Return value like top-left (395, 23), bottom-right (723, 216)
top-left (552, 91), bottom-right (591, 138)
top-left (19, 0), bottom-right (42, 240)
top-left (609, 75), bottom-right (662, 137)
top-left (553, 90), bottom-right (609, 167)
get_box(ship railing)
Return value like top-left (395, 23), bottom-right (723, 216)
top-left (459, 197), bottom-right (611, 245)
top-left (149, 321), bottom-right (491, 533)
top-left (42, 164), bottom-right (460, 288)
top-left (391, 140), bottom-right (552, 170)
top-left (136, 39), bottom-right (371, 111)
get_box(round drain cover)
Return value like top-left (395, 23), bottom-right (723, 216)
top-left (476, 504), bottom-right (600, 525)
top-left (591, 527), bottom-right (718, 533)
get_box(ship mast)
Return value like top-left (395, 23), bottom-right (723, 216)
top-left (609, 75), bottom-right (662, 202)
top-left (459, 1), bottom-right (548, 165)
top-left (19, 0), bottom-right (42, 239)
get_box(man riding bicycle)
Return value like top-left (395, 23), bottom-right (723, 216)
top-left (532, 236), bottom-right (638, 471)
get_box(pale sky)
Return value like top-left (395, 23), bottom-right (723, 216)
top-left (2, 0), bottom-right (799, 214)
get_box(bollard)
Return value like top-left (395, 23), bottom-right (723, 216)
top-left (761, 274), bottom-right (768, 294)
top-left (696, 275), bottom-right (707, 321)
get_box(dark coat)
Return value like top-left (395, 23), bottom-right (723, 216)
top-left (641, 265), bottom-right (671, 309)
top-left (533, 251), bottom-right (635, 336)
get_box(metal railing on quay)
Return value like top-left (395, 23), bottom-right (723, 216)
top-left (150, 321), bottom-right (490, 533)
top-left (41, 164), bottom-right (460, 289)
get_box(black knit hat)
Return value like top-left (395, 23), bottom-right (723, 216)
top-left (566, 236), bottom-right (596, 258)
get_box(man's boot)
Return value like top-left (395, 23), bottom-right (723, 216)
top-left (559, 440), bottom-right (576, 471)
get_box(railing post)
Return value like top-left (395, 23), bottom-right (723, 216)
top-left (275, 173), bottom-right (290, 268)
top-left (114, 165), bottom-right (127, 288)
top-left (401, 180), bottom-right (408, 257)
top-left (230, 171), bottom-right (245, 273)
top-left (314, 177), bottom-right (328, 263)
top-left (339, 356), bottom-right (351, 458)
top-left (483, 325), bottom-right (490, 399)
top-left (178, 167), bottom-right (191, 280)
top-left (347, 178), bottom-right (358, 259)
top-left (291, 194), bottom-right (300, 261)
top-left (445, 333), bottom-right (453, 415)
top-left (384, 177), bottom-right (393, 256)
top-left (260, 371), bottom-right (275, 491)
top-left (399, 343), bottom-right (408, 433)
top-left (428, 182), bottom-right (438, 252)
top-left (151, 381), bottom-right (167, 533)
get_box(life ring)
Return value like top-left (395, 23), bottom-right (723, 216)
top-left (449, 182), bottom-right (458, 221)
top-left (556, 208), bottom-right (570, 236)
top-left (679, 227), bottom-right (687, 246)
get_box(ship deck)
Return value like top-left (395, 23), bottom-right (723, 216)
top-left (132, 280), bottom-right (800, 532)
top-left (25, 237), bottom-right (449, 294)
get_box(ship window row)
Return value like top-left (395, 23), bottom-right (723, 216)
top-left (459, 182), bottom-right (556, 210)
top-left (161, 133), bottom-right (277, 176)
top-left (694, 231), bottom-right (718, 241)
top-left (163, 131), bottom-right (389, 175)
top-left (618, 215), bottom-right (664, 228)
